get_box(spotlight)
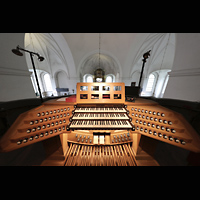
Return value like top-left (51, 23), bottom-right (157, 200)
top-left (11, 45), bottom-right (45, 103)
top-left (38, 55), bottom-right (45, 62)
top-left (12, 46), bottom-right (23, 56)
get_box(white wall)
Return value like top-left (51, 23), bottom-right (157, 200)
top-left (154, 70), bottom-right (171, 98)
top-left (57, 71), bottom-right (68, 88)
top-left (25, 33), bottom-right (78, 96)
top-left (164, 33), bottom-right (200, 102)
top-left (55, 71), bottom-right (79, 94)
top-left (0, 33), bottom-right (35, 101)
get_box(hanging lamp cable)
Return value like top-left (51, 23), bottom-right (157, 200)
top-left (99, 33), bottom-right (101, 69)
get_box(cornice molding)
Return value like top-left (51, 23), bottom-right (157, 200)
top-left (0, 66), bottom-right (31, 76)
top-left (168, 68), bottom-right (200, 77)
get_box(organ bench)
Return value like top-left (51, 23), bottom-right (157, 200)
top-left (0, 82), bottom-right (200, 166)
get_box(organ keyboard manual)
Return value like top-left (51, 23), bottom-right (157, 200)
top-left (0, 82), bottom-right (200, 166)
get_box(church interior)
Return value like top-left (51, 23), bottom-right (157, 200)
top-left (0, 33), bottom-right (200, 166)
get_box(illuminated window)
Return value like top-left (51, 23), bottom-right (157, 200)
top-left (106, 75), bottom-right (112, 82)
top-left (161, 74), bottom-right (169, 96)
top-left (30, 74), bottom-right (37, 93)
top-left (44, 73), bottom-right (53, 91)
top-left (86, 75), bottom-right (93, 82)
top-left (105, 74), bottom-right (115, 82)
top-left (146, 74), bottom-right (155, 92)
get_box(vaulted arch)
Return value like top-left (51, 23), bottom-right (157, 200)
top-left (130, 33), bottom-right (176, 80)
top-left (54, 70), bottom-right (69, 88)
top-left (24, 33), bottom-right (76, 96)
top-left (77, 50), bottom-right (122, 82)
top-left (24, 33), bottom-right (72, 78)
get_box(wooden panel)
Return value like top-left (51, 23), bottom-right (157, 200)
top-left (1, 85), bottom-right (200, 166)
top-left (126, 102), bottom-right (200, 153)
top-left (76, 82), bottom-right (125, 104)
top-left (67, 130), bottom-right (133, 145)
top-left (0, 103), bottom-right (74, 152)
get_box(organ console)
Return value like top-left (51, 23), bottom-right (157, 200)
top-left (0, 82), bottom-right (200, 166)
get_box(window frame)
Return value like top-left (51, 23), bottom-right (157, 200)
top-left (105, 74), bottom-right (115, 82)
top-left (43, 73), bottom-right (53, 92)
top-left (146, 73), bottom-right (156, 93)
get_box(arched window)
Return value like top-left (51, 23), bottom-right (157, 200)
top-left (43, 73), bottom-right (53, 91)
top-left (105, 74), bottom-right (115, 82)
top-left (82, 74), bottom-right (93, 82)
top-left (106, 75), bottom-right (112, 82)
top-left (161, 74), bottom-right (169, 97)
top-left (146, 74), bottom-right (156, 92)
top-left (30, 75), bottom-right (37, 93)
top-left (86, 75), bottom-right (93, 82)
top-left (29, 69), bottom-right (42, 95)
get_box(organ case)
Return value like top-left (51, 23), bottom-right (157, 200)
top-left (0, 82), bottom-right (200, 166)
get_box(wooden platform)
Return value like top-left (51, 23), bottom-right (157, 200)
top-left (135, 150), bottom-right (159, 166)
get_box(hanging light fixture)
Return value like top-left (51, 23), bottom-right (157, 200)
top-left (94, 33), bottom-right (105, 82)
top-left (12, 46), bottom-right (23, 56)
top-left (99, 33), bottom-right (101, 69)
top-left (12, 45), bottom-right (45, 61)
top-left (11, 45), bottom-right (45, 103)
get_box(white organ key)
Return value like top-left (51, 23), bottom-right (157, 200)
top-left (70, 119), bottom-right (132, 128)
top-left (70, 102), bottom-right (133, 129)
top-left (72, 112), bottom-right (129, 119)
top-left (93, 135), bottom-right (98, 144)
top-left (74, 107), bottom-right (126, 112)
top-left (99, 135), bottom-right (105, 144)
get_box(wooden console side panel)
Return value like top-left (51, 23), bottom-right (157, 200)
top-left (0, 100), bottom-right (75, 152)
top-left (126, 101), bottom-right (200, 153)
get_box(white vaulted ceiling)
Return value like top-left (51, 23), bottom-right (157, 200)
top-left (62, 33), bottom-right (175, 80)
top-left (24, 33), bottom-right (176, 82)
top-left (62, 33), bottom-right (147, 79)
top-left (24, 33), bottom-right (76, 79)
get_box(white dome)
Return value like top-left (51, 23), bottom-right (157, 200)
top-left (81, 53), bottom-right (118, 76)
